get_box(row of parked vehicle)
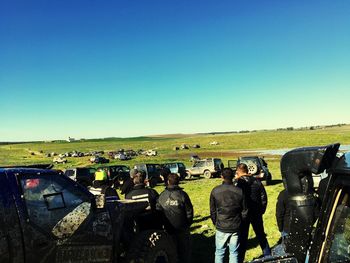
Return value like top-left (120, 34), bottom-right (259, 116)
top-left (63, 155), bottom-right (273, 188)
top-left (52, 148), bottom-right (160, 164)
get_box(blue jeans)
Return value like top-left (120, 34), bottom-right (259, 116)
top-left (215, 230), bottom-right (240, 263)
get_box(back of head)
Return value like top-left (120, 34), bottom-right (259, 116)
top-left (237, 163), bottom-right (249, 175)
top-left (222, 168), bottom-right (234, 181)
top-left (130, 168), bottom-right (139, 179)
top-left (160, 167), bottom-right (171, 177)
top-left (168, 173), bottom-right (180, 186)
top-left (133, 171), bottom-right (146, 185)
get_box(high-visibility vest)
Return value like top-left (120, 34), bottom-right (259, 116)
top-left (95, 170), bottom-right (107, 181)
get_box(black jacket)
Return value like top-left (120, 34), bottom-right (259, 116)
top-left (276, 189), bottom-right (290, 233)
top-left (120, 177), bottom-right (134, 196)
top-left (157, 185), bottom-right (193, 232)
top-left (125, 184), bottom-right (159, 210)
top-left (210, 182), bottom-right (247, 233)
top-left (235, 175), bottom-right (267, 215)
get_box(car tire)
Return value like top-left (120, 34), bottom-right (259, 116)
top-left (203, 170), bottom-right (212, 179)
top-left (185, 172), bottom-right (192, 180)
top-left (126, 230), bottom-right (177, 263)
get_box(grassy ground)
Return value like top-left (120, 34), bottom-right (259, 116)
top-left (1, 125), bottom-right (349, 262)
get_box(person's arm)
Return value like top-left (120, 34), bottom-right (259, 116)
top-left (183, 192), bottom-right (194, 226)
top-left (241, 192), bottom-right (248, 220)
top-left (276, 191), bottom-right (285, 232)
top-left (209, 190), bottom-right (217, 225)
top-left (259, 182), bottom-right (268, 214)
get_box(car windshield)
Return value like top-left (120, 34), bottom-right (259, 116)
top-left (239, 157), bottom-right (258, 165)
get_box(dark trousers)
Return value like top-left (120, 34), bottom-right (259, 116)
top-left (238, 215), bottom-right (271, 263)
top-left (171, 229), bottom-right (191, 263)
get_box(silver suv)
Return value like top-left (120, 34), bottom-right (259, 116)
top-left (186, 158), bottom-right (223, 179)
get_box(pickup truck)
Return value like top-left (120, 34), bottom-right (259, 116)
top-left (0, 167), bottom-right (176, 263)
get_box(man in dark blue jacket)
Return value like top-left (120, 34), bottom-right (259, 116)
top-left (157, 173), bottom-right (194, 263)
top-left (235, 163), bottom-right (271, 263)
top-left (210, 168), bottom-right (247, 263)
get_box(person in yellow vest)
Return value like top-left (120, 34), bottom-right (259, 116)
top-left (94, 167), bottom-right (108, 188)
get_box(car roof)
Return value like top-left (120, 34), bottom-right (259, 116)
top-left (0, 167), bottom-right (57, 175)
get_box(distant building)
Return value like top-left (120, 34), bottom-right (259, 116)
top-left (67, 137), bottom-right (75, 142)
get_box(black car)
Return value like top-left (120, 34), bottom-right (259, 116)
top-left (163, 162), bottom-right (187, 180)
top-left (134, 163), bottom-right (162, 187)
top-left (228, 156), bottom-right (272, 185)
top-left (98, 165), bottom-right (130, 182)
top-left (64, 167), bottom-right (96, 187)
top-left (90, 156), bottom-right (109, 164)
top-left (0, 167), bottom-right (177, 263)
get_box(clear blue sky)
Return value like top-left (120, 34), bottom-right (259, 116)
top-left (1, 0), bottom-right (349, 141)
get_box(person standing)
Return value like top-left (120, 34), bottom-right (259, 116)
top-left (210, 168), bottom-right (247, 263)
top-left (235, 163), bottom-right (271, 263)
top-left (276, 188), bottom-right (291, 241)
top-left (125, 171), bottom-right (160, 230)
top-left (120, 168), bottom-right (138, 196)
top-left (157, 173), bottom-right (194, 263)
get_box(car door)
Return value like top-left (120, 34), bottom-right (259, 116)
top-left (0, 172), bottom-right (25, 262)
top-left (192, 161), bottom-right (204, 175)
top-left (18, 172), bottom-right (114, 263)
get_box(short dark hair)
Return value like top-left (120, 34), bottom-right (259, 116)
top-left (222, 168), bottom-right (234, 181)
top-left (168, 173), bottom-right (180, 186)
top-left (160, 167), bottom-right (171, 176)
top-left (237, 163), bottom-right (249, 174)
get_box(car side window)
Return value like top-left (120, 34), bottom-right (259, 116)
top-left (323, 189), bottom-right (350, 262)
top-left (20, 174), bottom-right (91, 239)
top-left (195, 162), bottom-right (204, 167)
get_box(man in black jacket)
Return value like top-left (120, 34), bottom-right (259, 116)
top-left (210, 168), bottom-right (247, 263)
top-left (120, 168), bottom-right (138, 196)
top-left (157, 173), bottom-right (193, 263)
top-left (125, 170), bottom-right (160, 230)
top-left (276, 188), bottom-right (290, 240)
top-left (235, 163), bottom-right (271, 263)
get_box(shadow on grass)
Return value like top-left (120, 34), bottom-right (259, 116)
top-left (268, 179), bottom-right (283, 186)
top-left (191, 232), bottom-right (215, 263)
top-left (190, 230), bottom-right (266, 263)
top-left (192, 215), bottom-right (211, 224)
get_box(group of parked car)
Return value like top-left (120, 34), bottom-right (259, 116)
top-left (51, 148), bottom-right (160, 164)
top-left (63, 155), bottom-right (273, 189)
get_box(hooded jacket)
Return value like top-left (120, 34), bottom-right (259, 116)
top-left (235, 175), bottom-right (267, 215)
top-left (157, 185), bottom-right (193, 232)
top-left (210, 181), bottom-right (247, 233)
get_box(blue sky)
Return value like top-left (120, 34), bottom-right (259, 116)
top-left (1, 0), bottom-right (349, 141)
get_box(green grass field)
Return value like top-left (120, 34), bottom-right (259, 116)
top-left (1, 125), bottom-right (350, 262)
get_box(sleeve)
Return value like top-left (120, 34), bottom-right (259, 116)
top-left (259, 182), bottom-right (268, 214)
top-left (209, 190), bottom-right (217, 225)
top-left (241, 192), bottom-right (248, 220)
top-left (150, 189), bottom-right (159, 210)
top-left (156, 193), bottom-right (164, 211)
top-left (276, 190), bottom-right (285, 232)
top-left (183, 192), bottom-right (194, 226)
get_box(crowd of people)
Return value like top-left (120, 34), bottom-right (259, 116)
top-left (90, 163), bottom-right (297, 263)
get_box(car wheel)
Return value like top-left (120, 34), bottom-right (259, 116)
top-left (126, 230), bottom-right (177, 263)
top-left (245, 161), bottom-right (258, 175)
top-left (203, 170), bottom-right (212, 179)
top-left (185, 172), bottom-right (192, 180)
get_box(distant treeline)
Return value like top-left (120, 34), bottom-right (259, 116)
top-left (200, 123), bottom-right (348, 135)
top-left (0, 141), bottom-right (43, 145)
